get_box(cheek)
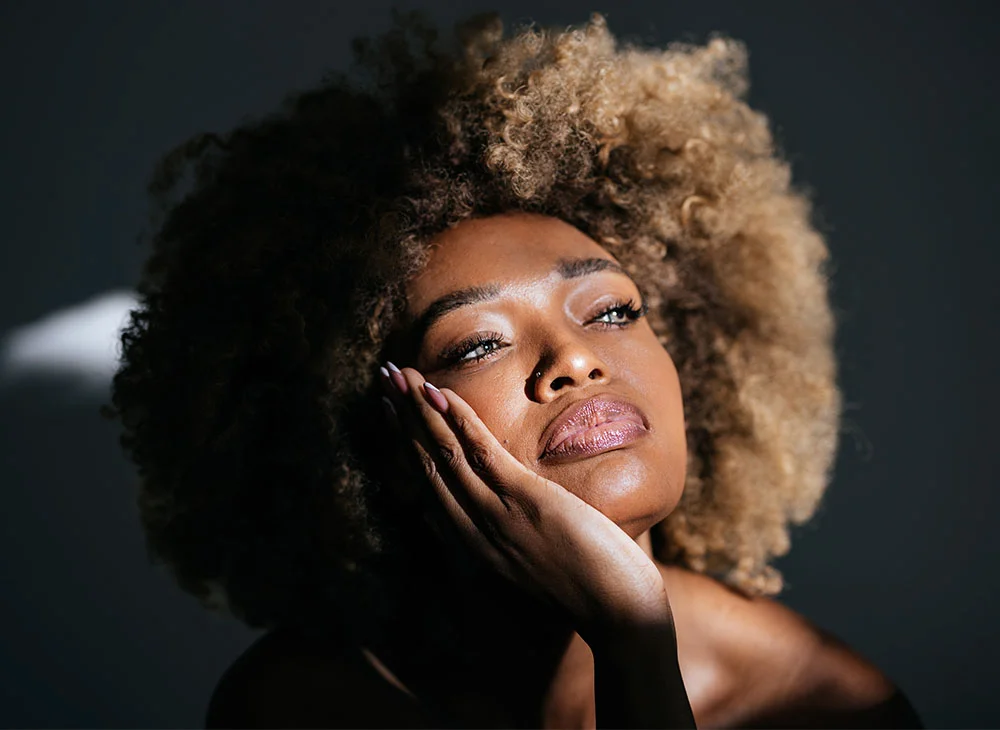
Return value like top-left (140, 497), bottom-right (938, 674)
top-left (647, 349), bottom-right (684, 428)
top-left (642, 347), bottom-right (687, 467)
top-left (448, 370), bottom-right (526, 452)
top-left (616, 339), bottom-right (687, 484)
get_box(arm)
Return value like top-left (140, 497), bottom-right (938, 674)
top-left (718, 594), bottom-right (924, 729)
top-left (589, 617), bottom-right (697, 729)
top-left (659, 567), bottom-right (922, 730)
top-left (740, 682), bottom-right (924, 729)
top-left (749, 630), bottom-right (924, 729)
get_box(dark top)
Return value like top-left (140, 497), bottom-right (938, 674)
top-left (204, 628), bottom-right (436, 729)
top-left (205, 627), bottom-right (926, 729)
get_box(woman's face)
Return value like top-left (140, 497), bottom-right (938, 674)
top-left (403, 213), bottom-right (686, 539)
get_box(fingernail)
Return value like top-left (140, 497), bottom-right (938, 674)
top-left (386, 361), bottom-right (408, 394)
top-left (422, 381), bottom-right (449, 413)
top-left (379, 366), bottom-right (390, 379)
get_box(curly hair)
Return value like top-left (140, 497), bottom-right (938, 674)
top-left (107, 12), bottom-right (839, 639)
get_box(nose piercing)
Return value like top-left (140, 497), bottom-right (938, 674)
top-left (535, 370), bottom-right (542, 380)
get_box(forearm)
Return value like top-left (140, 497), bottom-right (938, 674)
top-left (589, 620), bottom-right (696, 729)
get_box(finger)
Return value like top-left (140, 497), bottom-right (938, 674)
top-left (379, 363), bottom-right (431, 460)
top-left (384, 366), bottom-right (493, 551)
top-left (381, 366), bottom-right (431, 477)
top-left (399, 367), bottom-right (545, 569)
top-left (397, 367), bottom-right (507, 515)
top-left (379, 364), bottom-right (465, 526)
top-left (378, 370), bottom-right (399, 428)
top-left (378, 365), bottom-right (394, 397)
top-left (382, 363), bottom-right (437, 446)
top-left (385, 361), bottom-right (409, 395)
top-left (433, 383), bottom-right (558, 511)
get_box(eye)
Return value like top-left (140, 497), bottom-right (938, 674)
top-left (591, 298), bottom-right (648, 327)
top-left (440, 331), bottom-right (509, 366)
top-left (435, 297), bottom-right (646, 368)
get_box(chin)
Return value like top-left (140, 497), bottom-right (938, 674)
top-left (542, 447), bottom-right (683, 537)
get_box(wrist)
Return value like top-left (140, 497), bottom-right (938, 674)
top-left (586, 612), bottom-right (677, 657)
top-left (588, 615), bottom-right (694, 729)
top-left (579, 585), bottom-right (676, 651)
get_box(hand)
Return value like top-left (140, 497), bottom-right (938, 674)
top-left (379, 363), bottom-right (673, 643)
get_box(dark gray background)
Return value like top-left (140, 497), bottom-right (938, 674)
top-left (1, 0), bottom-right (996, 727)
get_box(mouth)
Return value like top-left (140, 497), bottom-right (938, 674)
top-left (539, 394), bottom-right (650, 464)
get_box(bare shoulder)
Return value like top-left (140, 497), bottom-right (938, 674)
top-left (204, 629), bottom-right (428, 729)
top-left (658, 564), bottom-right (920, 728)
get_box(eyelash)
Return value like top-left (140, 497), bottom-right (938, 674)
top-left (440, 298), bottom-right (648, 367)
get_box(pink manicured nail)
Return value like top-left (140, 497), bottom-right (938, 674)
top-left (422, 382), bottom-right (449, 413)
top-left (386, 361), bottom-right (409, 394)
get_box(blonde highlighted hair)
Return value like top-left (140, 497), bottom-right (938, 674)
top-left (107, 12), bottom-right (839, 633)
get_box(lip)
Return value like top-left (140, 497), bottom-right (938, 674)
top-left (539, 394), bottom-right (650, 463)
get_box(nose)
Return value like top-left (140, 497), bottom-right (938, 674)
top-left (531, 336), bottom-right (611, 403)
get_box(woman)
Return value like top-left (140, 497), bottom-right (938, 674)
top-left (107, 12), bottom-right (923, 728)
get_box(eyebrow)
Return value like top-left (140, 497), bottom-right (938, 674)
top-left (412, 257), bottom-right (630, 341)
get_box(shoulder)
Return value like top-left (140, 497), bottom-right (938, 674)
top-left (204, 628), bottom-right (428, 729)
top-left (658, 564), bottom-right (918, 728)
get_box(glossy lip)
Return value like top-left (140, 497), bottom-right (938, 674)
top-left (539, 394), bottom-right (650, 463)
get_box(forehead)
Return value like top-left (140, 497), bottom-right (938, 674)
top-left (407, 213), bottom-right (615, 312)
